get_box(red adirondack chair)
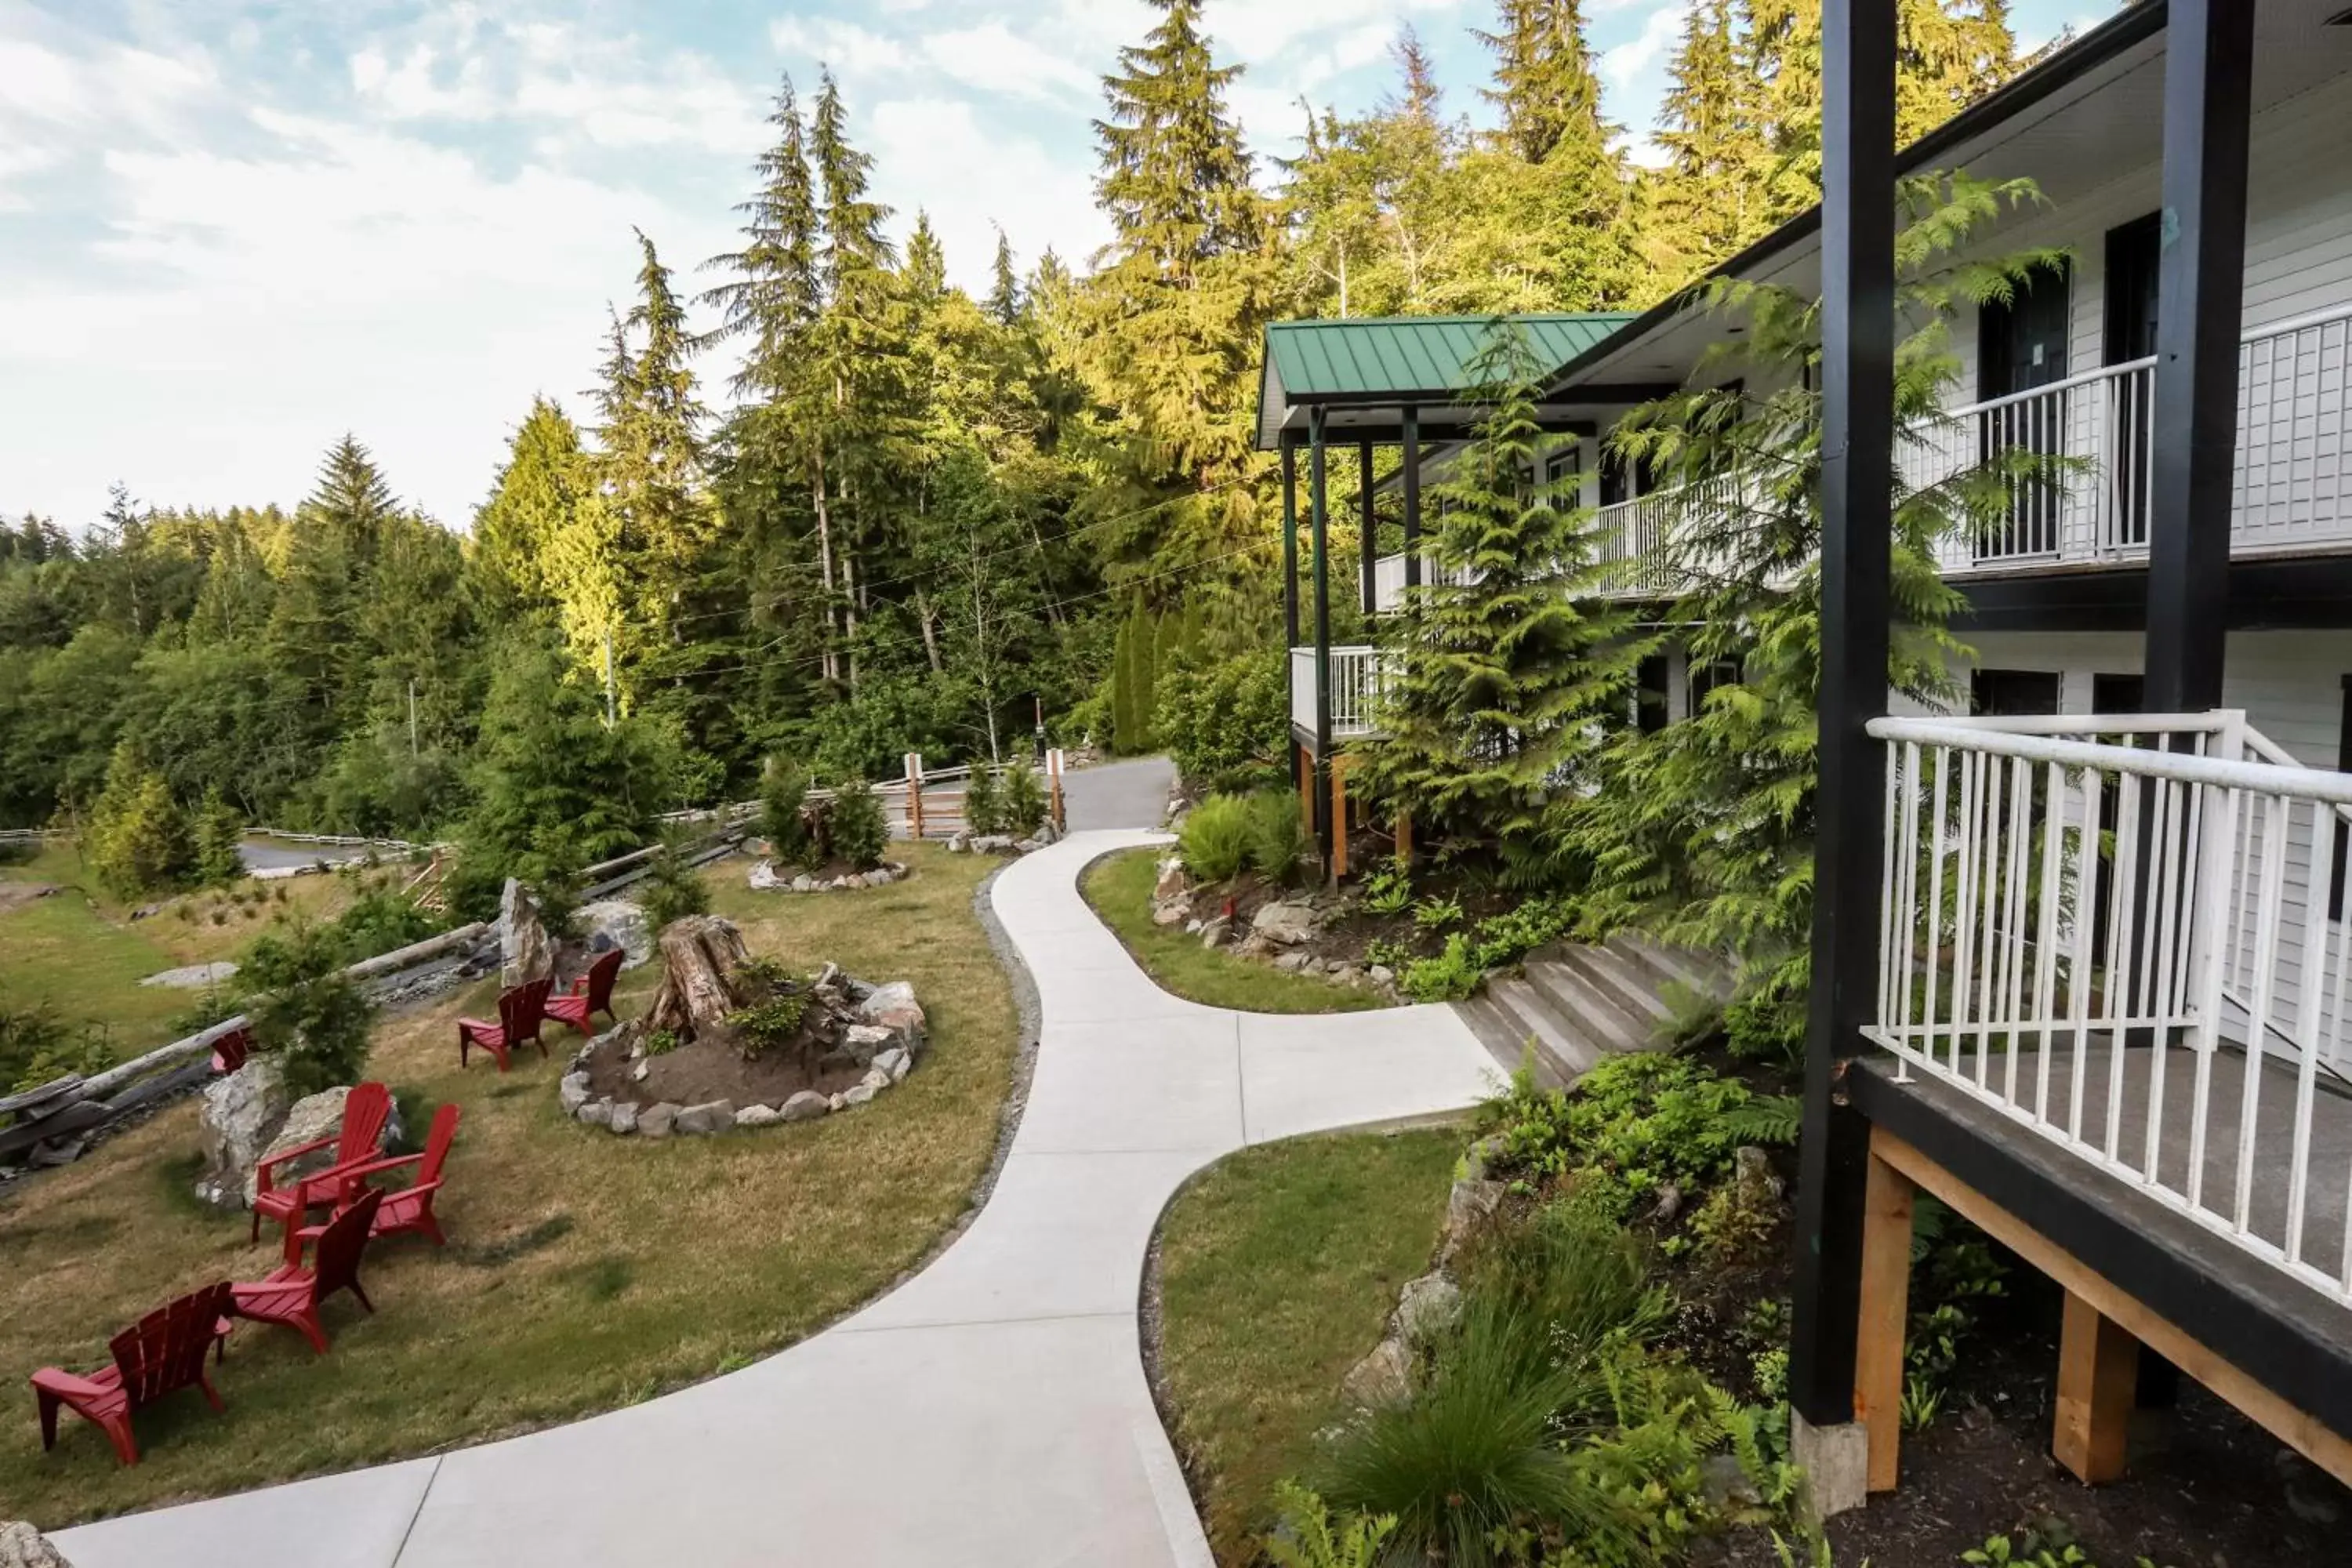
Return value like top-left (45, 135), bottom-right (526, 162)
top-left (457, 975), bottom-right (554, 1072)
top-left (250, 1081), bottom-right (392, 1247)
top-left (308, 1102), bottom-right (461, 1252)
top-left (209, 1025), bottom-right (252, 1075)
top-left (545, 949), bottom-right (624, 1036)
top-left (230, 1188), bottom-right (383, 1355)
top-left (31, 1283), bottom-right (235, 1466)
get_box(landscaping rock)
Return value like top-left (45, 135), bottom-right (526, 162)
top-left (574, 900), bottom-right (652, 967)
top-left (971, 834), bottom-right (1015, 855)
top-left (827, 1093), bottom-right (848, 1112)
top-left (0, 1520), bottom-right (73, 1568)
top-left (841, 1023), bottom-right (895, 1065)
top-left (747, 860), bottom-right (789, 891)
top-left (630, 1062), bottom-right (651, 1084)
top-left (1251, 900), bottom-right (1319, 946)
top-left (873, 1046), bottom-right (912, 1083)
top-left (607, 1103), bottom-right (638, 1136)
top-left (1369, 964), bottom-right (1396, 985)
top-left (1700, 1454), bottom-right (1762, 1509)
top-left (780, 1090), bottom-right (830, 1123)
top-left (139, 960), bottom-right (239, 989)
top-left (245, 1085), bottom-right (368, 1208)
top-left (946, 831), bottom-right (971, 853)
top-left (577, 1099), bottom-right (612, 1127)
top-left (792, 874), bottom-right (816, 892)
top-left (195, 1058), bottom-right (292, 1210)
top-left (735, 1103), bottom-right (782, 1129)
top-left (638, 1102), bottom-right (681, 1139)
top-left (841, 1083), bottom-right (880, 1107)
top-left (1152, 900), bottom-right (1187, 927)
top-left (1392, 1271), bottom-right (1462, 1346)
top-left (1733, 1145), bottom-right (1785, 1203)
top-left (858, 981), bottom-right (926, 1051)
top-left (499, 877), bottom-right (555, 989)
top-left (1153, 856), bottom-right (1187, 902)
top-left (1440, 1178), bottom-right (1505, 1260)
top-left (1341, 1337), bottom-right (1413, 1407)
top-left (675, 1100), bottom-right (736, 1135)
top-left (1200, 917), bottom-right (1230, 949)
top-left (558, 1073), bottom-right (592, 1114)
top-left (1458, 1135), bottom-right (1507, 1184)
top-left (1330, 964), bottom-right (1363, 986)
top-left (1273, 951), bottom-right (1312, 973)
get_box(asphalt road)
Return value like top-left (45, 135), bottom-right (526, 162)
top-left (235, 838), bottom-right (383, 873)
top-left (1058, 755), bottom-right (1174, 833)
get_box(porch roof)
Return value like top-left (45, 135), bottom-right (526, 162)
top-left (1254, 312), bottom-right (1635, 451)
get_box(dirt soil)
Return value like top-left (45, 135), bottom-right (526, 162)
top-left (0, 881), bottom-right (57, 913)
top-left (583, 1033), bottom-right (867, 1109)
top-left (1171, 862), bottom-right (1518, 970)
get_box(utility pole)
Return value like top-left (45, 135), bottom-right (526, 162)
top-left (407, 680), bottom-right (419, 758)
top-left (602, 630), bottom-right (618, 731)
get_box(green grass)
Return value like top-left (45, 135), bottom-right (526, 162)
top-left (1082, 848), bottom-right (1385, 1015)
top-left (0, 844), bottom-right (1021, 1528)
top-left (1156, 1127), bottom-right (1462, 1563)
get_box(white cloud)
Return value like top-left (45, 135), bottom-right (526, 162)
top-left (768, 16), bottom-right (916, 79)
top-left (921, 21), bottom-right (1098, 103)
top-left (868, 95), bottom-right (1110, 273)
top-left (1599, 0), bottom-right (1690, 92)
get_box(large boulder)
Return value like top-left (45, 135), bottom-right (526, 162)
top-left (1250, 900), bottom-right (1319, 947)
top-left (746, 861), bottom-right (792, 892)
top-left (194, 1058), bottom-right (292, 1211)
top-left (1153, 857), bottom-right (1188, 903)
top-left (245, 1086), bottom-right (393, 1208)
top-left (858, 982), bottom-right (926, 1054)
top-left (575, 900), bottom-right (653, 967)
top-left (500, 878), bottom-right (555, 989)
top-left (0, 1521), bottom-right (73, 1568)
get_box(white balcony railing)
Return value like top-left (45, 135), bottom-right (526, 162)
top-left (1867, 709), bottom-right (2352, 1308)
top-left (1364, 553), bottom-right (1480, 615)
top-left (1289, 644), bottom-right (1386, 739)
top-left (1588, 302), bottom-right (2352, 593)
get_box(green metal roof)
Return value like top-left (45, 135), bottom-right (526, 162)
top-left (1256, 312), bottom-right (1635, 449)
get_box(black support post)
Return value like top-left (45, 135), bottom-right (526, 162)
top-left (1789, 0), bottom-right (1895, 1436)
top-left (1402, 406), bottom-right (1422, 590)
top-left (1359, 436), bottom-right (1378, 618)
top-left (2143, 0), bottom-right (2253, 718)
top-left (1282, 437), bottom-right (1300, 648)
top-left (1310, 407), bottom-right (1334, 862)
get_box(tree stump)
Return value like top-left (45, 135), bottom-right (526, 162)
top-left (500, 878), bottom-right (554, 990)
top-left (642, 915), bottom-right (753, 1049)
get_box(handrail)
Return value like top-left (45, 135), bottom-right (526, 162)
top-left (1867, 717), bottom-right (2352, 807)
top-left (1936, 354), bottom-right (2158, 422)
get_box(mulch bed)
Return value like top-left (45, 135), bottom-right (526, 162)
top-left (582, 1037), bottom-right (867, 1109)
top-left (1165, 863), bottom-right (1518, 971)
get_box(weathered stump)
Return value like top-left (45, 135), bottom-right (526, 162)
top-left (500, 877), bottom-right (554, 989)
top-left (642, 915), bottom-right (754, 1049)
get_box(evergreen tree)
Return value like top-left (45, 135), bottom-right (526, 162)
top-left (702, 74), bottom-right (824, 401)
top-left (472, 396), bottom-right (588, 619)
top-left (1647, 0), bottom-right (1777, 280)
top-left (1362, 328), bottom-right (1647, 873)
top-left (986, 228), bottom-right (1022, 326)
top-left (1478, 0), bottom-right (1614, 168)
top-left (84, 741), bottom-right (198, 898)
top-left (1094, 0), bottom-right (1259, 273)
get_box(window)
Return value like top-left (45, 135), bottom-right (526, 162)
top-left (1636, 653), bottom-right (1670, 733)
top-left (1690, 655), bottom-right (1741, 713)
top-left (1543, 446), bottom-right (1581, 506)
top-left (1969, 668), bottom-right (2062, 717)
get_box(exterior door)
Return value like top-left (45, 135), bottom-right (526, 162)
top-left (2104, 215), bottom-right (2161, 549)
top-left (1977, 260), bottom-right (2072, 560)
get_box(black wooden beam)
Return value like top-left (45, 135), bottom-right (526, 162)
top-left (1359, 437), bottom-right (1377, 617)
top-left (1959, 557), bottom-right (2352, 633)
top-left (2143, 0), bottom-right (2254, 717)
top-left (1790, 0), bottom-right (1895, 1433)
top-left (1402, 406), bottom-right (1422, 590)
top-left (1309, 407), bottom-right (1334, 861)
top-left (1281, 437), bottom-right (1300, 648)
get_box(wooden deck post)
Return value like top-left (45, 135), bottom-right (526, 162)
top-left (1395, 810), bottom-right (1412, 866)
top-left (1857, 1142), bottom-right (1916, 1493)
top-left (905, 753), bottom-right (924, 840)
top-left (1046, 749), bottom-right (1066, 834)
top-left (1329, 755), bottom-right (1352, 882)
top-left (2054, 1290), bottom-right (2140, 1484)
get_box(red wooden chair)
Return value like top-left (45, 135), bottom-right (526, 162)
top-left (304, 1103), bottom-right (461, 1254)
top-left (209, 1025), bottom-right (252, 1075)
top-left (31, 1283), bottom-right (234, 1467)
top-left (545, 949), bottom-right (624, 1037)
top-left (457, 976), bottom-right (554, 1072)
top-left (250, 1081), bottom-right (391, 1248)
top-left (230, 1189), bottom-right (383, 1355)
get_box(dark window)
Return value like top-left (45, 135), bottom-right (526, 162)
top-left (1544, 446), bottom-right (1581, 504)
top-left (2105, 214), bottom-right (2161, 548)
top-left (1970, 668), bottom-right (2063, 717)
top-left (1599, 445), bottom-right (1658, 508)
top-left (2336, 676), bottom-right (2351, 921)
top-left (1636, 653), bottom-right (1670, 733)
top-left (1976, 259), bottom-right (2072, 561)
top-left (2092, 673), bottom-right (2145, 714)
top-left (1690, 655), bottom-right (1741, 713)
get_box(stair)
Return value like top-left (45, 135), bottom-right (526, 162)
top-left (1454, 932), bottom-right (1734, 1087)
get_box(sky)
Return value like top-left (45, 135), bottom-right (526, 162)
top-left (0, 0), bottom-right (2107, 533)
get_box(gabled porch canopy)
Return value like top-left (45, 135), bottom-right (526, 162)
top-left (1254, 312), bottom-right (1643, 451)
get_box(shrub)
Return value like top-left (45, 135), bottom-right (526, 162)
top-left (1458, 1196), bottom-right (1670, 1399)
top-left (829, 777), bottom-right (890, 870)
top-left (1156, 650), bottom-right (1288, 793)
top-left (0, 839), bottom-right (34, 867)
top-left (638, 833), bottom-right (710, 931)
top-left (332, 890), bottom-right (442, 962)
top-left (85, 744), bottom-right (197, 898)
top-left (1315, 1290), bottom-right (1633, 1567)
top-left (1, 996), bottom-right (112, 1097)
top-left (1480, 1054), bottom-right (1799, 1210)
top-left (1244, 790), bottom-right (1309, 884)
top-left (1261, 1483), bottom-right (1396, 1568)
top-left (960, 764), bottom-right (1001, 837)
top-left (192, 790), bottom-right (246, 886)
top-left (725, 957), bottom-right (811, 1062)
top-left (762, 757), bottom-right (812, 865)
top-left (243, 924), bottom-right (376, 1097)
top-left (1397, 935), bottom-right (1482, 1002)
top-left (1178, 793), bottom-right (1253, 883)
top-left (1001, 760), bottom-right (1047, 838)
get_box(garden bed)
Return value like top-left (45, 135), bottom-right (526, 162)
top-left (1081, 849), bottom-right (1385, 1014)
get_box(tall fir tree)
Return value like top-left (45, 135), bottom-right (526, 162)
top-left (1094, 0), bottom-right (1260, 274)
top-left (1646, 0), bottom-right (1777, 283)
top-left (1477, 0), bottom-right (1614, 168)
top-left (702, 74), bottom-right (824, 402)
top-left (473, 395), bottom-right (587, 619)
top-left (986, 228), bottom-right (1022, 326)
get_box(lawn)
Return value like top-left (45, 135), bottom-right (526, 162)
top-left (1154, 1127), bottom-right (1461, 1563)
top-left (1083, 848), bottom-right (1384, 1014)
top-left (0, 844), bottom-right (1019, 1528)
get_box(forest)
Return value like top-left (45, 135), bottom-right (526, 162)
top-left (0, 0), bottom-right (2037, 898)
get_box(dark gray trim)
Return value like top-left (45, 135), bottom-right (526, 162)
top-left (1281, 437), bottom-right (1299, 648)
top-left (1283, 380), bottom-right (1679, 409)
top-left (1850, 1061), bottom-right (2352, 1445)
top-left (1309, 408), bottom-right (1333, 861)
top-left (1403, 406), bottom-right (1423, 591)
top-left (1955, 555), bottom-right (2352, 632)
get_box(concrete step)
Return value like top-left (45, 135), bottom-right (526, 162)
top-left (1606, 931), bottom-right (1734, 1002)
top-left (1556, 942), bottom-right (1680, 1033)
top-left (1486, 978), bottom-right (1602, 1082)
top-left (1520, 960), bottom-right (1656, 1055)
top-left (1453, 993), bottom-right (1574, 1088)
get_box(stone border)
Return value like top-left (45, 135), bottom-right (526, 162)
top-left (557, 978), bottom-right (926, 1138)
top-left (943, 825), bottom-right (1061, 856)
top-left (746, 859), bottom-right (910, 894)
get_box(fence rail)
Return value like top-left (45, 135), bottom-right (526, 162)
top-left (1866, 709), bottom-right (2352, 1308)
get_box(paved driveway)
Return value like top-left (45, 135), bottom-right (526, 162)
top-left (1060, 755), bottom-right (1175, 832)
top-left (55, 830), bottom-right (1498, 1568)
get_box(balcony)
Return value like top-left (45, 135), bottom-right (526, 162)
top-left (1867, 709), bottom-right (2352, 1309)
top-left (1588, 301), bottom-right (2352, 593)
top-left (1290, 644), bottom-right (1386, 741)
top-left (1363, 553), bottom-right (1479, 615)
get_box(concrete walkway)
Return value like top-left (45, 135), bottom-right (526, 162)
top-left (55, 831), bottom-right (1498, 1568)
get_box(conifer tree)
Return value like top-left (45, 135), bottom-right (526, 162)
top-left (702, 74), bottom-right (824, 402)
top-left (1094, 0), bottom-right (1259, 274)
top-left (986, 228), bottom-right (1022, 326)
top-left (1477, 0), bottom-right (1614, 168)
top-left (1362, 328), bottom-right (1646, 870)
top-left (1649, 0), bottom-right (1777, 278)
top-left (474, 396), bottom-right (587, 619)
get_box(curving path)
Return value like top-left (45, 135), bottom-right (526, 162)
top-left (55, 832), bottom-right (1499, 1568)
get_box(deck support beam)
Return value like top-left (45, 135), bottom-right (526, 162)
top-left (1788, 0), bottom-right (1895, 1502)
top-left (1281, 437), bottom-right (1300, 649)
top-left (2054, 1290), bottom-right (2141, 1484)
top-left (1359, 437), bottom-right (1377, 619)
top-left (1402, 407), bottom-right (1422, 592)
top-left (1857, 1147), bottom-right (1916, 1493)
top-left (2142, 0), bottom-right (2254, 717)
top-left (1309, 407), bottom-right (1334, 867)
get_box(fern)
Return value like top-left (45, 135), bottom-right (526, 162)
top-left (1262, 1482), bottom-right (1396, 1568)
top-left (1716, 1094), bottom-right (1802, 1146)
